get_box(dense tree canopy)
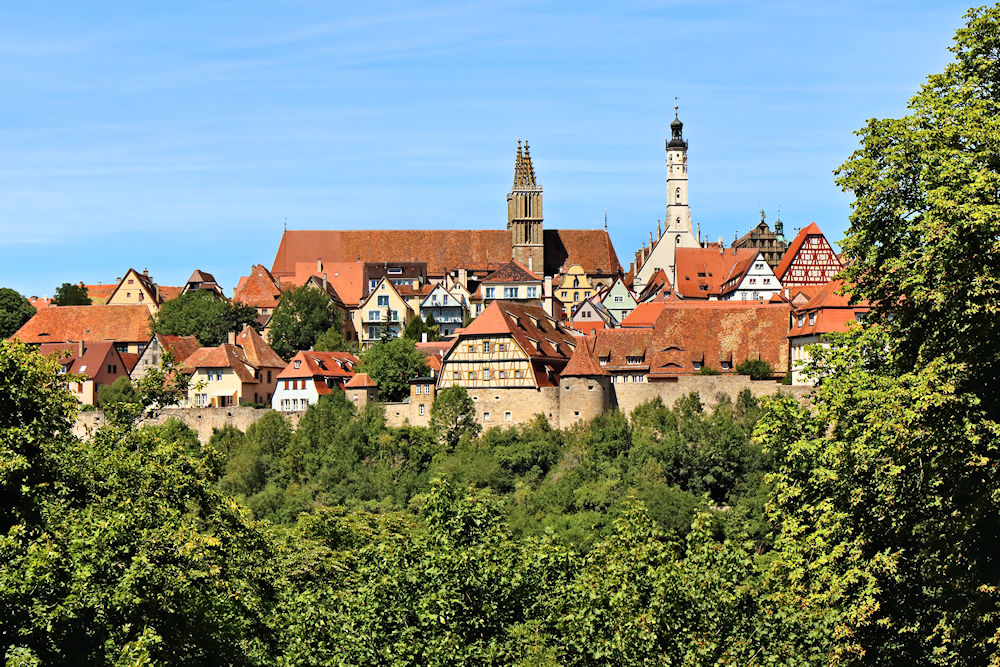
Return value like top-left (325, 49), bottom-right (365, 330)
top-left (357, 337), bottom-right (429, 402)
top-left (51, 282), bottom-right (92, 306)
top-left (0, 288), bottom-right (35, 338)
top-left (150, 289), bottom-right (259, 347)
top-left (313, 325), bottom-right (357, 353)
top-left (267, 285), bottom-right (344, 360)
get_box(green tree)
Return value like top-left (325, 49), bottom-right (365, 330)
top-left (51, 282), bottom-right (91, 306)
top-left (0, 288), bottom-right (36, 338)
top-left (358, 337), bottom-right (429, 402)
top-left (314, 325), bottom-right (357, 353)
top-left (735, 358), bottom-right (773, 380)
top-left (96, 375), bottom-right (137, 407)
top-left (429, 386), bottom-right (480, 449)
top-left (151, 289), bottom-right (259, 347)
top-left (403, 314), bottom-right (439, 342)
top-left (267, 285), bottom-right (344, 360)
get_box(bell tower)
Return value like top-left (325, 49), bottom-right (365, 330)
top-left (507, 139), bottom-right (544, 274)
top-left (665, 109), bottom-right (692, 236)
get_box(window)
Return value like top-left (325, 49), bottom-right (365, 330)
top-left (855, 312), bottom-right (866, 324)
top-left (755, 262), bottom-right (763, 270)
top-left (763, 278), bottom-right (771, 285)
top-left (116, 343), bottom-right (129, 354)
top-left (626, 355), bottom-right (642, 365)
top-left (368, 310), bottom-right (380, 321)
top-left (483, 369), bottom-right (491, 381)
top-left (527, 286), bottom-right (537, 298)
top-left (388, 267), bottom-right (402, 275)
top-left (797, 315), bottom-right (805, 327)
top-left (467, 344), bottom-right (476, 353)
top-left (561, 291), bottom-right (568, 298)
top-left (614, 295), bottom-right (623, 303)
top-left (675, 187), bottom-right (681, 202)
top-left (367, 325), bottom-right (380, 339)
top-left (693, 361), bottom-right (702, 370)
top-left (485, 287), bottom-right (495, 299)
top-left (107, 364), bottom-right (117, 374)
top-left (377, 295), bottom-right (389, 306)
top-left (514, 370), bottom-right (522, 379)
top-left (497, 343), bottom-right (505, 352)
top-left (599, 356), bottom-right (609, 365)
top-left (267, 371), bottom-right (272, 382)
top-left (504, 287), bottom-right (517, 299)
top-left (418, 404), bottom-right (425, 416)
top-left (809, 312), bottom-right (817, 326)
top-left (483, 341), bottom-right (490, 353)
top-left (573, 292), bottom-right (579, 302)
top-left (721, 361), bottom-right (731, 371)
top-left (389, 310), bottom-right (398, 322)
top-left (498, 370), bottom-right (506, 379)
top-left (293, 360), bottom-right (301, 369)
top-left (749, 278), bottom-right (757, 285)
top-left (453, 372), bottom-right (460, 379)
top-left (504, 411), bottom-right (512, 421)
top-left (468, 371), bottom-right (477, 380)
top-left (484, 412), bottom-right (490, 421)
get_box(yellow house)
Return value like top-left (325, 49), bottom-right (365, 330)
top-left (182, 326), bottom-right (285, 407)
top-left (105, 268), bottom-right (183, 314)
top-left (353, 278), bottom-right (415, 349)
top-left (556, 264), bottom-right (594, 313)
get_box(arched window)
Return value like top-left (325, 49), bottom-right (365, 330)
top-left (675, 187), bottom-right (681, 202)
top-left (675, 217), bottom-right (680, 228)
top-left (675, 234), bottom-right (681, 244)
top-left (572, 277), bottom-right (580, 287)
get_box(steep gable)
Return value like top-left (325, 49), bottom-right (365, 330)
top-left (774, 222), bottom-right (842, 286)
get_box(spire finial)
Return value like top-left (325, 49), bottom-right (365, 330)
top-left (674, 96), bottom-right (679, 119)
top-left (283, 217), bottom-right (287, 232)
top-left (604, 208), bottom-right (608, 231)
top-left (760, 208), bottom-right (766, 224)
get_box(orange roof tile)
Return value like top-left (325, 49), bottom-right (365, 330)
top-left (233, 264), bottom-right (282, 309)
top-left (157, 334), bottom-right (202, 365)
top-left (673, 247), bottom-right (758, 299)
top-left (482, 259), bottom-right (540, 283)
top-left (39, 341), bottom-right (122, 379)
top-left (277, 350), bottom-right (360, 380)
top-left (234, 325), bottom-right (285, 369)
top-left (83, 284), bottom-right (117, 304)
top-left (345, 372), bottom-right (377, 388)
top-left (561, 336), bottom-right (608, 377)
top-left (183, 344), bottom-right (257, 383)
top-left (271, 228), bottom-right (621, 279)
top-left (13, 305), bottom-right (151, 344)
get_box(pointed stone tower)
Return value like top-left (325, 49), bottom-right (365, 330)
top-left (507, 140), bottom-right (545, 275)
top-left (559, 336), bottom-right (610, 428)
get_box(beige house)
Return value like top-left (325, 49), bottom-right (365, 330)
top-left (182, 326), bottom-right (284, 407)
top-left (353, 278), bottom-right (415, 349)
top-left (788, 280), bottom-right (870, 385)
top-left (555, 264), bottom-right (595, 313)
top-left (470, 260), bottom-right (543, 317)
top-left (105, 268), bottom-right (183, 314)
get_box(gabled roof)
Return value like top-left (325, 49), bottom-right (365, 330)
top-left (620, 302), bottom-right (664, 328)
top-left (277, 350), bottom-right (359, 380)
top-left (301, 275), bottom-right (347, 309)
top-left (234, 325), bottom-right (285, 369)
top-left (13, 305), bottom-right (152, 344)
top-left (283, 261), bottom-right (365, 308)
top-left (482, 259), bottom-right (540, 283)
top-left (460, 300), bottom-right (577, 362)
top-left (83, 284), bottom-right (117, 305)
top-left (673, 247), bottom-right (758, 299)
top-left (637, 268), bottom-right (673, 302)
top-left (271, 228), bottom-right (622, 279)
top-left (571, 297), bottom-right (616, 326)
top-left (156, 334), bottom-right (201, 365)
top-left (187, 269), bottom-right (217, 284)
top-left (345, 372), bottom-right (377, 388)
top-left (38, 341), bottom-right (121, 379)
top-left (561, 336), bottom-right (608, 377)
top-left (183, 344), bottom-right (257, 383)
top-left (106, 268), bottom-right (182, 306)
top-left (358, 277), bottom-right (415, 313)
top-left (233, 264), bottom-right (282, 309)
top-left (774, 222), bottom-right (840, 281)
top-left (788, 280), bottom-right (871, 338)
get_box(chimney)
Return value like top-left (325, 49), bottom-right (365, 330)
top-left (227, 330), bottom-right (237, 345)
top-left (77, 340), bottom-right (84, 357)
top-left (544, 275), bottom-right (553, 298)
top-left (317, 258), bottom-right (323, 273)
top-left (457, 268), bottom-right (468, 287)
top-left (322, 273), bottom-right (328, 291)
top-left (421, 332), bottom-right (428, 343)
top-left (718, 237), bottom-right (723, 255)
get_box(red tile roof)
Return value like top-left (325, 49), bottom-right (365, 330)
top-left (234, 325), bottom-right (285, 369)
top-left (183, 344), bottom-right (257, 383)
top-left (637, 268), bottom-right (673, 302)
top-left (788, 280), bottom-right (871, 338)
top-left (28, 297), bottom-right (50, 310)
top-left (277, 350), bottom-right (360, 380)
top-left (38, 341), bottom-right (121, 379)
top-left (13, 305), bottom-right (152, 344)
top-left (620, 302), bottom-right (664, 328)
top-left (562, 336), bottom-right (608, 377)
top-left (595, 301), bottom-right (791, 377)
top-left (673, 247), bottom-right (758, 299)
top-left (482, 259), bottom-right (540, 283)
top-left (271, 228), bottom-right (621, 279)
top-left (345, 372), bottom-right (377, 388)
top-left (157, 334), bottom-right (202, 365)
top-left (83, 284), bottom-right (117, 304)
top-left (233, 264), bottom-right (282, 309)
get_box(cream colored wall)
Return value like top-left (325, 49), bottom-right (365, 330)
top-left (187, 367), bottom-right (246, 407)
top-left (439, 335), bottom-right (538, 389)
top-left (354, 280), bottom-right (413, 347)
top-left (107, 270), bottom-right (159, 313)
top-left (789, 335), bottom-right (823, 385)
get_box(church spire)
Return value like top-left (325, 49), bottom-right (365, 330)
top-left (507, 139), bottom-right (544, 273)
top-left (513, 138), bottom-right (537, 188)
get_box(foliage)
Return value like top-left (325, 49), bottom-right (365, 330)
top-left (51, 282), bottom-right (92, 306)
top-left (735, 358), bottom-right (773, 380)
top-left (429, 385), bottom-right (480, 449)
top-left (696, 365), bottom-right (721, 375)
top-left (358, 337), bottom-right (429, 402)
top-left (403, 314), bottom-right (439, 342)
top-left (96, 375), bottom-right (137, 407)
top-left (267, 285), bottom-right (344, 360)
top-left (151, 289), bottom-right (259, 347)
top-left (0, 288), bottom-right (35, 339)
top-left (313, 325), bottom-right (357, 353)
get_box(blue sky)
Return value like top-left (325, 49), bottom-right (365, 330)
top-left (0, 1), bottom-right (971, 297)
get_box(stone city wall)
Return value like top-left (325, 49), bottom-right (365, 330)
top-left (610, 375), bottom-right (810, 417)
top-left (73, 407), bottom-right (305, 443)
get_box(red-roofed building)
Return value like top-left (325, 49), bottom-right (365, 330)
top-left (39, 341), bottom-right (128, 406)
top-left (182, 325), bottom-right (284, 407)
top-left (673, 247), bottom-right (780, 300)
top-left (471, 259), bottom-right (543, 316)
top-left (272, 350), bottom-right (360, 411)
top-left (774, 222), bottom-right (843, 287)
top-left (130, 333), bottom-right (202, 381)
top-left (105, 268), bottom-right (184, 313)
top-left (788, 280), bottom-right (870, 385)
top-left (439, 300), bottom-right (577, 391)
top-left (182, 270), bottom-right (225, 299)
top-left (13, 304), bottom-right (152, 354)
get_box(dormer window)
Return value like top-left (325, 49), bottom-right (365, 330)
top-left (809, 312), bottom-right (817, 326)
top-left (293, 360), bottom-right (301, 369)
top-left (626, 355), bottom-right (643, 365)
top-left (387, 267), bottom-right (402, 275)
top-left (599, 355), bottom-right (609, 366)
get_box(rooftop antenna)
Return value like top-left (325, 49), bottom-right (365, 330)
top-left (603, 209), bottom-right (607, 231)
top-left (283, 217), bottom-right (287, 232)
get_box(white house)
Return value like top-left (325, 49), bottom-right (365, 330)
top-left (272, 350), bottom-right (360, 412)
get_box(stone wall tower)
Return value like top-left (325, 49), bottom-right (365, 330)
top-left (558, 337), bottom-right (610, 428)
top-left (507, 140), bottom-right (545, 275)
